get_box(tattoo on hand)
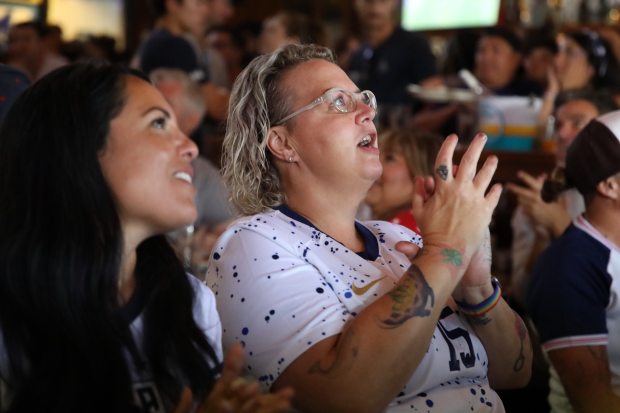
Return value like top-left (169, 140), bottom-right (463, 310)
top-left (381, 265), bottom-right (435, 328)
top-left (441, 249), bottom-right (462, 266)
top-left (436, 165), bottom-right (449, 181)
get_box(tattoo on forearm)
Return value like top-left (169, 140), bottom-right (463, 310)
top-left (441, 249), bottom-right (462, 266)
top-left (513, 311), bottom-right (529, 372)
top-left (380, 265), bottom-right (435, 328)
top-left (466, 314), bottom-right (491, 326)
top-left (436, 164), bottom-right (449, 181)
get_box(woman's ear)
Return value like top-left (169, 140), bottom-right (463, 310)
top-left (266, 126), bottom-right (297, 163)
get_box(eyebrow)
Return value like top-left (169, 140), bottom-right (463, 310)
top-left (142, 106), bottom-right (172, 118)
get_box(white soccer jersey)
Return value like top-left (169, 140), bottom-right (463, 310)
top-left (207, 208), bottom-right (504, 412)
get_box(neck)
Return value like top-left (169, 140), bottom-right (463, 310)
top-left (118, 248), bottom-right (137, 304)
top-left (364, 22), bottom-right (395, 48)
top-left (286, 190), bottom-right (365, 252)
top-left (118, 226), bottom-right (145, 304)
top-left (584, 200), bottom-right (620, 248)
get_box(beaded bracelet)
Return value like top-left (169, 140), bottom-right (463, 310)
top-left (455, 277), bottom-right (502, 318)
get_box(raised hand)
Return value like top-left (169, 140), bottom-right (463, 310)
top-left (412, 133), bottom-right (501, 270)
top-left (506, 171), bottom-right (571, 237)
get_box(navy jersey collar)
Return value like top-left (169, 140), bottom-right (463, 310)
top-left (275, 204), bottom-right (379, 260)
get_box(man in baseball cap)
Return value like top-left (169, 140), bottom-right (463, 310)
top-left (528, 110), bottom-right (620, 412)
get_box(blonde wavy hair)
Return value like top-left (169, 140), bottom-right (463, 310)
top-left (222, 43), bottom-right (335, 215)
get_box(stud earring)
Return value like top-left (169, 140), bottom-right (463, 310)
top-left (288, 156), bottom-right (294, 163)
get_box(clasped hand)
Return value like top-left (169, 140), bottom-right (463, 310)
top-left (396, 133), bottom-right (501, 297)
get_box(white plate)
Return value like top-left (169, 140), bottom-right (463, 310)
top-left (407, 84), bottom-right (479, 103)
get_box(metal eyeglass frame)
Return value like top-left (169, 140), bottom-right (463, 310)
top-left (275, 88), bottom-right (377, 125)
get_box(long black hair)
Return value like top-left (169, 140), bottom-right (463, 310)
top-left (0, 63), bottom-right (219, 412)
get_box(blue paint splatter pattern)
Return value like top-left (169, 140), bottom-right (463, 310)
top-left (206, 211), bottom-right (502, 412)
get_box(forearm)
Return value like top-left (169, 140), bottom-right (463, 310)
top-left (549, 346), bottom-right (620, 413)
top-left (276, 250), bottom-right (466, 413)
top-left (463, 299), bottom-right (532, 388)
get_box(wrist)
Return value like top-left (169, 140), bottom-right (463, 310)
top-left (455, 277), bottom-right (501, 318)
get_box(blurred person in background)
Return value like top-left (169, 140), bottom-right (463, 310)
top-left (528, 110), bottom-right (620, 412)
top-left (206, 26), bottom-right (246, 88)
top-left (201, 0), bottom-right (235, 89)
top-left (150, 68), bottom-right (235, 272)
top-left (139, 0), bottom-right (229, 122)
top-left (6, 21), bottom-right (68, 81)
top-left (258, 11), bottom-right (325, 55)
top-left (506, 93), bottom-right (613, 310)
top-left (522, 31), bottom-right (558, 91)
top-left (537, 29), bottom-right (613, 140)
top-left (0, 64), bottom-right (29, 120)
top-left (364, 128), bottom-right (440, 231)
top-left (348, 0), bottom-right (437, 128)
top-left (473, 27), bottom-right (542, 96)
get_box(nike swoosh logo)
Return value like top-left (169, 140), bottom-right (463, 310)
top-left (351, 276), bottom-right (386, 296)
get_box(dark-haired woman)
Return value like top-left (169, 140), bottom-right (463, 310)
top-left (538, 29), bottom-right (613, 140)
top-left (0, 63), bottom-right (291, 413)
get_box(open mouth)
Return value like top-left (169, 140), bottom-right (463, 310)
top-left (358, 134), bottom-right (372, 148)
top-left (173, 171), bottom-right (192, 184)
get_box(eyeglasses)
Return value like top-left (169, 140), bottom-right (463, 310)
top-left (275, 88), bottom-right (377, 125)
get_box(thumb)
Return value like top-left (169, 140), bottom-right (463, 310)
top-left (395, 240), bottom-right (421, 262)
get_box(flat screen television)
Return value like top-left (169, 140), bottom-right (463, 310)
top-left (401, 0), bottom-right (501, 31)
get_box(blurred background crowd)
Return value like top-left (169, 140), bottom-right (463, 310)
top-left (3, 0), bottom-right (620, 411)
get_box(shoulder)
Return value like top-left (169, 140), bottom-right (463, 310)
top-left (528, 224), bottom-right (613, 343)
top-left (142, 29), bottom-right (192, 50)
top-left (209, 211), bottom-right (299, 259)
top-left (532, 224), bottom-right (609, 293)
top-left (186, 274), bottom-right (223, 360)
top-left (187, 274), bottom-right (220, 327)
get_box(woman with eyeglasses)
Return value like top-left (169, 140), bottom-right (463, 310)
top-left (206, 43), bottom-right (532, 413)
